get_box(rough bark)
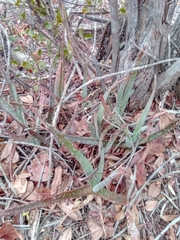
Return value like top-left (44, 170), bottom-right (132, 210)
top-left (108, 0), bottom-right (120, 72)
top-left (156, 13), bottom-right (180, 95)
top-left (118, 0), bottom-right (177, 109)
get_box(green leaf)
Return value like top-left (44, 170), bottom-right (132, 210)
top-left (22, 61), bottom-right (33, 70)
top-left (8, 35), bottom-right (17, 42)
top-left (131, 78), bottom-right (156, 143)
top-left (84, 33), bottom-right (93, 40)
top-left (20, 11), bottom-right (26, 20)
top-left (119, 7), bottom-right (126, 14)
top-left (44, 22), bottom-right (53, 30)
top-left (0, 97), bottom-right (26, 126)
top-left (119, 72), bottom-right (136, 115)
top-left (56, 8), bottom-right (62, 24)
top-left (78, 28), bottom-right (84, 39)
top-left (93, 143), bottom-right (104, 185)
top-left (33, 85), bottom-right (39, 92)
top-left (48, 126), bottom-right (98, 187)
top-left (38, 60), bottom-right (46, 69)
top-left (82, 6), bottom-right (89, 14)
top-left (86, 0), bottom-right (91, 4)
top-left (27, 29), bottom-right (35, 37)
top-left (15, 0), bottom-right (21, 6)
top-left (11, 60), bottom-right (19, 66)
top-left (38, 49), bottom-right (42, 57)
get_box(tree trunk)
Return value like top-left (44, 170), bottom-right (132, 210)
top-left (118, 0), bottom-right (177, 110)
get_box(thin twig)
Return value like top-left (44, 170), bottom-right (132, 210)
top-left (130, 154), bottom-right (179, 207)
top-left (52, 65), bottom-right (76, 128)
top-left (64, 58), bottom-right (179, 103)
top-left (161, 192), bottom-right (180, 211)
top-left (154, 215), bottom-right (180, 240)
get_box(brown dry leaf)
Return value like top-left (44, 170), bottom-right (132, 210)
top-left (166, 113), bottom-right (175, 121)
top-left (27, 159), bottom-right (51, 182)
top-left (6, 150), bottom-right (19, 163)
top-left (38, 151), bottom-right (49, 163)
top-left (19, 95), bottom-right (33, 103)
top-left (73, 118), bottom-right (89, 136)
top-left (131, 205), bottom-right (139, 225)
top-left (25, 188), bottom-right (40, 201)
top-left (51, 166), bottom-right (63, 195)
top-left (82, 194), bottom-right (94, 206)
top-left (120, 234), bottom-right (132, 240)
top-left (25, 187), bottom-right (51, 201)
top-left (126, 209), bottom-right (140, 240)
top-left (68, 121), bottom-right (76, 134)
top-left (161, 215), bottom-right (178, 222)
top-left (13, 177), bottom-right (27, 194)
top-left (134, 110), bottom-right (155, 122)
top-left (0, 142), bottom-right (13, 161)
top-left (152, 143), bottom-right (165, 157)
top-left (115, 209), bottom-right (125, 221)
top-left (20, 181), bottom-right (34, 200)
top-left (127, 220), bottom-right (140, 240)
top-left (152, 157), bottom-right (165, 174)
top-left (149, 235), bottom-right (155, 240)
top-left (102, 225), bottom-right (115, 238)
top-left (159, 114), bottom-right (170, 129)
top-left (0, 222), bottom-right (23, 240)
top-left (74, 195), bottom-right (94, 209)
top-left (145, 201), bottom-right (158, 211)
top-left (18, 170), bottom-right (31, 179)
top-left (136, 163), bottom-right (146, 187)
top-left (0, 143), bottom-right (5, 152)
top-left (133, 111), bottom-right (143, 122)
top-left (148, 181), bottom-right (162, 198)
top-left (0, 162), bottom-right (9, 176)
top-left (138, 142), bottom-right (165, 163)
top-left (86, 217), bottom-right (103, 240)
top-left (174, 129), bottom-right (180, 144)
top-left (169, 226), bottom-right (176, 240)
top-left (58, 227), bottom-right (72, 240)
top-left (131, 151), bottom-right (143, 166)
top-left (28, 209), bottom-right (39, 226)
top-left (36, 188), bottom-right (51, 199)
top-left (58, 201), bottom-right (83, 220)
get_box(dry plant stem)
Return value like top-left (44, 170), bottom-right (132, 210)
top-left (151, 171), bottom-right (180, 181)
top-left (0, 186), bottom-right (91, 218)
top-left (175, 178), bottom-right (180, 206)
top-left (47, 135), bottom-right (53, 188)
top-left (150, 197), bottom-right (166, 218)
top-left (52, 65), bottom-right (76, 128)
top-left (64, 58), bottom-right (179, 103)
top-left (129, 154), bottom-right (179, 207)
top-left (161, 192), bottom-right (180, 211)
top-left (109, 226), bottom-right (127, 240)
top-left (8, 143), bottom-right (16, 182)
top-left (2, 140), bottom-right (57, 151)
top-left (0, 24), bottom-right (11, 68)
top-left (0, 163), bottom-right (17, 195)
top-left (154, 215), bottom-right (180, 240)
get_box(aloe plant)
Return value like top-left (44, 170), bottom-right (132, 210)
top-left (48, 125), bottom-right (126, 201)
top-left (116, 71), bottom-right (137, 116)
top-left (125, 76), bottom-right (156, 147)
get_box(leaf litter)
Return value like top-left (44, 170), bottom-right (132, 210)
top-left (0, 2), bottom-right (180, 240)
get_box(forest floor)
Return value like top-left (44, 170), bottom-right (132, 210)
top-left (0, 1), bottom-right (180, 240)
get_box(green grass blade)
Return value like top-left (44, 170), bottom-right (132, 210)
top-left (132, 76), bottom-right (156, 143)
top-left (0, 97), bottom-right (26, 126)
top-left (48, 126), bottom-right (98, 187)
top-left (118, 72), bottom-right (137, 115)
